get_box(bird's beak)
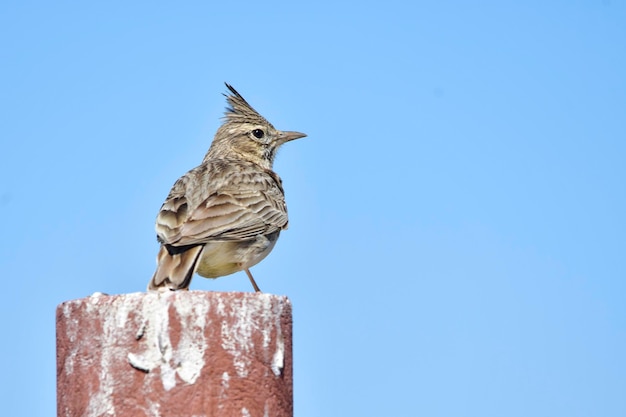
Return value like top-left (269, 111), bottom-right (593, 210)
top-left (278, 131), bottom-right (307, 143)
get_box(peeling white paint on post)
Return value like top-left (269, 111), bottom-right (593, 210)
top-left (126, 291), bottom-right (209, 390)
top-left (57, 291), bottom-right (293, 417)
top-left (272, 336), bottom-right (285, 377)
top-left (220, 294), bottom-right (287, 379)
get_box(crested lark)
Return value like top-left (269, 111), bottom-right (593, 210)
top-left (148, 83), bottom-right (306, 291)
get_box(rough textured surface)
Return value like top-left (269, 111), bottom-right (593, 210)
top-left (56, 291), bottom-right (293, 417)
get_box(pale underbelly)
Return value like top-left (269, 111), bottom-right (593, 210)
top-left (194, 232), bottom-right (280, 278)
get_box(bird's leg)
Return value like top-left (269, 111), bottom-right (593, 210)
top-left (244, 268), bottom-right (262, 293)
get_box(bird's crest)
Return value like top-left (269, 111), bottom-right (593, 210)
top-left (222, 83), bottom-right (270, 126)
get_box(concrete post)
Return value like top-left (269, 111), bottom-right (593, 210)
top-left (56, 291), bottom-right (293, 417)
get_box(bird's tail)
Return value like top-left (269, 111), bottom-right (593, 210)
top-left (148, 244), bottom-right (203, 291)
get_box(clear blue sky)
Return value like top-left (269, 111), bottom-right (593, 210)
top-left (1, 1), bottom-right (625, 416)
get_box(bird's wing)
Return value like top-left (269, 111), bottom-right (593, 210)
top-left (155, 161), bottom-right (288, 246)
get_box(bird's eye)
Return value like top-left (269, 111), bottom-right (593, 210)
top-left (252, 129), bottom-right (264, 139)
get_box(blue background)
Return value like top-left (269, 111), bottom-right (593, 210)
top-left (1, 1), bottom-right (625, 416)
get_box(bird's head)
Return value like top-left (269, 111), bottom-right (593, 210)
top-left (205, 83), bottom-right (306, 169)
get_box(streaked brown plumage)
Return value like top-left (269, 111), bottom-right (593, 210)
top-left (148, 83), bottom-right (306, 291)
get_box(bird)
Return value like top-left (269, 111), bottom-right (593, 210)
top-left (148, 83), bottom-right (306, 292)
